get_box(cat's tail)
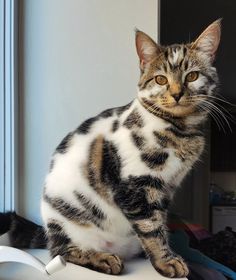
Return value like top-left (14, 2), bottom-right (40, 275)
top-left (0, 212), bottom-right (47, 249)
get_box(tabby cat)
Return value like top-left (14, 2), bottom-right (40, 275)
top-left (41, 20), bottom-right (221, 278)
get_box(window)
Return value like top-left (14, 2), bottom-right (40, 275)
top-left (0, 0), bottom-right (18, 212)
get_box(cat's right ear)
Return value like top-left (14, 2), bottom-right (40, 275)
top-left (135, 30), bottom-right (160, 71)
top-left (191, 19), bottom-right (221, 61)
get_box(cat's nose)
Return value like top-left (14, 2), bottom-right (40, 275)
top-left (171, 92), bottom-right (184, 103)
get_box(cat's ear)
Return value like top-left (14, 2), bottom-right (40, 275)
top-left (191, 19), bottom-right (221, 61)
top-left (135, 30), bottom-right (161, 70)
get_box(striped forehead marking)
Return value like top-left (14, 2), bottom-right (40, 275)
top-left (172, 49), bottom-right (180, 64)
top-left (165, 46), bottom-right (187, 70)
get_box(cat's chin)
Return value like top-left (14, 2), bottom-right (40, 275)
top-left (160, 104), bottom-right (196, 117)
top-left (139, 97), bottom-right (196, 118)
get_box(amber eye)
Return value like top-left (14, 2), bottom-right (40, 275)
top-left (185, 71), bottom-right (199, 82)
top-left (155, 75), bottom-right (168, 85)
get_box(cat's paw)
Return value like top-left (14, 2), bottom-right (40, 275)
top-left (95, 253), bottom-right (124, 275)
top-left (154, 256), bottom-right (189, 278)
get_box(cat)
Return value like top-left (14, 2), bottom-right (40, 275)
top-left (4, 19), bottom-right (221, 278)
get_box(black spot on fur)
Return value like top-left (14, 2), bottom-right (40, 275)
top-left (49, 232), bottom-right (71, 250)
top-left (112, 120), bottom-right (119, 132)
top-left (47, 222), bottom-right (63, 232)
top-left (164, 50), bottom-right (169, 60)
top-left (151, 197), bottom-right (171, 212)
top-left (123, 110), bottom-right (144, 129)
top-left (47, 222), bottom-right (71, 257)
top-left (116, 102), bottom-right (132, 116)
top-left (101, 140), bottom-right (121, 186)
top-left (113, 175), bottom-right (164, 220)
top-left (43, 193), bottom-right (104, 229)
top-left (166, 126), bottom-right (203, 138)
top-left (153, 131), bottom-right (177, 148)
top-left (139, 77), bottom-right (155, 90)
top-left (74, 191), bottom-right (106, 220)
top-left (99, 108), bottom-right (114, 118)
top-left (184, 60), bottom-right (189, 70)
top-left (131, 132), bottom-right (145, 149)
top-left (56, 132), bottom-right (74, 154)
top-left (179, 58), bottom-right (184, 68)
top-left (76, 103), bottom-right (132, 135)
top-left (114, 186), bottom-right (147, 219)
top-left (162, 63), bottom-right (167, 73)
top-left (43, 194), bottom-right (81, 219)
top-left (153, 131), bottom-right (168, 147)
top-left (141, 151), bottom-right (169, 168)
top-left (128, 175), bottom-right (164, 189)
top-left (77, 117), bottom-right (98, 134)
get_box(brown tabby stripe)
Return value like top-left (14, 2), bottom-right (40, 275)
top-left (43, 193), bottom-right (104, 229)
top-left (166, 126), bottom-right (203, 138)
top-left (153, 131), bottom-right (177, 148)
top-left (141, 151), bottom-right (169, 168)
top-left (111, 120), bottom-right (119, 132)
top-left (101, 139), bottom-right (121, 186)
top-left (77, 117), bottom-right (98, 134)
top-left (123, 109), bottom-right (144, 129)
top-left (86, 136), bottom-right (114, 202)
top-left (131, 131), bottom-right (145, 150)
top-left (76, 103), bottom-right (132, 135)
top-left (47, 221), bottom-right (71, 257)
top-left (73, 191), bottom-right (106, 220)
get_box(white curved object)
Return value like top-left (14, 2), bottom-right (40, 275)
top-left (0, 246), bottom-right (66, 275)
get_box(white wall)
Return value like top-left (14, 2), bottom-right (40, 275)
top-left (19, 0), bottom-right (158, 223)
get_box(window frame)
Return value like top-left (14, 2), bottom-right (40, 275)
top-left (0, 0), bottom-right (18, 212)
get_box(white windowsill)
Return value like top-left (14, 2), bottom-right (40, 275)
top-left (0, 234), bottom-right (187, 280)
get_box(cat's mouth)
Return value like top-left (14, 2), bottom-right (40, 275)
top-left (162, 101), bottom-right (190, 108)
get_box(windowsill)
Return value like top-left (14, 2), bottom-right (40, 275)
top-left (0, 234), bottom-right (187, 280)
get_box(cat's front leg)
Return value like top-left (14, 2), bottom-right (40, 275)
top-left (133, 212), bottom-right (189, 278)
top-left (114, 176), bottom-right (189, 278)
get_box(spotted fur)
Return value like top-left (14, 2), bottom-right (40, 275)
top-left (41, 20), bottom-right (221, 278)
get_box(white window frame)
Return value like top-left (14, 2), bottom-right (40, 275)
top-left (0, 0), bottom-right (18, 212)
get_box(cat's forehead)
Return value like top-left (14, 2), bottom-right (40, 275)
top-left (161, 44), bottom-right (193, 71)
top-left (144, 43), bottom-right (202, 82)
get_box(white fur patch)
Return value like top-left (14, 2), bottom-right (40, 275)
top-left (172, 49), bottom-right (180, 65)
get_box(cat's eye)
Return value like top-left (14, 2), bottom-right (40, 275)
top-left (155, 75), bottom-right (168, 85)
top-left (185, 71), bottom-right (199, 82)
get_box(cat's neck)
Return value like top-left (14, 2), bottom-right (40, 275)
top-left (132, 98), bottom-right (207, 131)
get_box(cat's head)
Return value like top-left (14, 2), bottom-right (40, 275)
top-left (136, 19), bottom-right (221, 118)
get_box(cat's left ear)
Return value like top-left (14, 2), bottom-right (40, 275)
top-left (191, 19), bottom-right (221, 61)
top-left (135, 30), bottom-right (161, 70)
